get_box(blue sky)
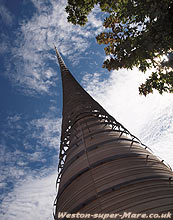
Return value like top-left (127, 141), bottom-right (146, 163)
top-left (0, 0), bottom-right (173, 219)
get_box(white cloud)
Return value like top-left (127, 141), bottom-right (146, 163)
top-left (30, 117), bottom-right (61, 149)
top-left (7, 0), bottom-right (104, 95)
top-left (0, 112), bottom-right (61, 220)
top-left (7, 114), bottom-right (21, 123)
top-left (0, 170), bottom-right (57, 220)
top-left (87, 5), bottom-right (104, 32)
top-left (0, 39), bottom-right (8, 55)
top-left (0, 113), bottom-right (61, 208)
top-left (0, 4), bottom-right (13, 26)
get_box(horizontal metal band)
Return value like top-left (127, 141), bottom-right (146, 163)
top-left (62, 137), bottom-right (141, 174)
top-left (58, 177), bottom-right (173, 220)
top-left (70, 128), bottom-right (131, 150)
top-left (57, 152), bottom-right (167, 200)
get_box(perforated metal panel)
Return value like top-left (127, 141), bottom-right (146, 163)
top-left (54, 48), bottom-right (173, 220)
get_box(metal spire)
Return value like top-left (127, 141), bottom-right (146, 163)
top-left (54, 45), bottom-right (68, 73)
top-left (54, 46), bottom-right (110, 137)
top-left (54, 46), bottom-right (173, 220)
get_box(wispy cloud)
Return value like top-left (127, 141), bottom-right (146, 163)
top-left (0, 112), bottom-right (61, 210)
top-left (30, 117), bottom-right (61, 149)
top-left (0, 1), bottom-right (13, 60)
top-left (0, 3), bottom-right (13, 26)
top-left (4, 0), bottom-right (104, 95)
top-left (0, 171), bottom-right (57, 220)
top-left (0, 36), bottom-right (9, 55)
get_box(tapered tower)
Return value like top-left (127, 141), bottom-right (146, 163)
top-left (54, 48), bottom-right (173, 220)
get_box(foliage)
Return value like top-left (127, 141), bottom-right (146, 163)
top-left (66, 0), bottom-right (173, 95)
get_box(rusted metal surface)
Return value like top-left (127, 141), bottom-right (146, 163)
top-left (54, 48), bottom-right (173, 220)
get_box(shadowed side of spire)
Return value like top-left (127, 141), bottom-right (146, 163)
top-left (54, 46), bottom-right (69, 74)
top-left (54, 46), bottom-right (110, 137)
